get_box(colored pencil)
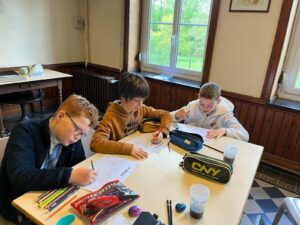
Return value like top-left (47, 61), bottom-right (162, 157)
top-left (45, 186), bottom-right (77, 209)
top-left (47, 186), bottom-right (79, 212)
top-left (45, 194), bottom-right (77, 220)
top-left (36, 189), bottom-right (57, 203)
top-left (39, 188), bottom-right (67, 209)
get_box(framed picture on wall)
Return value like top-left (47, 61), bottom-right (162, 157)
top-left (229, 0), bottom-right (271, 13)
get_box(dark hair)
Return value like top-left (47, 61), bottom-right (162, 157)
top-left (199, 82), bottom-right (221, 100)
top-left (118, 72), bottom-right (150, 100)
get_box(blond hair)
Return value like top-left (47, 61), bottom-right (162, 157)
top-left (199, 82), bottom-right (221, 100)
top-left (55, 94), bottom-right (99, 128)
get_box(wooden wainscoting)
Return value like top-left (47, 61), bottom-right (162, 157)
top-left (145, 78), bottom-right (300, 174)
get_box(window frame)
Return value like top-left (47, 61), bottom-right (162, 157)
top-left (278, 2), bottom-right (300, 99)
top-left (140, 0), bottom-right (216, 81)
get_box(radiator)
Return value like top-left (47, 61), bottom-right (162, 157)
top-left (73, 69), bottom-right (119, 113)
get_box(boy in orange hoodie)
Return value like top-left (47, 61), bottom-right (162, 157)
top-left (91, 72), bottom-right (172, 159)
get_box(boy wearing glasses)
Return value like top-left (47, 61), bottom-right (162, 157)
top-left (0, 94), bottom-right (98, 222)
top-left (172, 82), bottom-right (249, 141)
top-left (91, 72), bottom-right (172, 159)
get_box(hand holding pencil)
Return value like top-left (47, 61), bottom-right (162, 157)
top-left (151, 126), bottom-right (164, 144)
top-left (69, 167), bottom-right (97, 186)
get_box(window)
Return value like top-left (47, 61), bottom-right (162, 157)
top-left (141, 0), bottom-right (213, 80)
top-left (278, 4), bottom-right (300, 100)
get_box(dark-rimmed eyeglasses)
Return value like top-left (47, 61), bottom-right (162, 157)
top-left (65, 113), bottom-right (86, 137)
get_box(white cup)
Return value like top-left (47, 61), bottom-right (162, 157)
top-left (223, 144), bottom-right (237, 166)
top-left (190, 184), bottom-right (209, 219)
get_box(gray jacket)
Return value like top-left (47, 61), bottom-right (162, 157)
top-left (172, 97), bottom-right (249, 141)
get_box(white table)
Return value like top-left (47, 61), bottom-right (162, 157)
top-left (12, 133), bottom-right (263, 225)
top-left (0, 69), bottom-right (72, 104)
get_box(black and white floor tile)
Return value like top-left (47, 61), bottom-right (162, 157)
top-left (240, 179), bottom-right (299, 225)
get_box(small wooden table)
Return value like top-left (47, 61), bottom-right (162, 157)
top-left (0, 69), bottom-right (72, 137)
top-left (0, 69), bottom-right (72, 104)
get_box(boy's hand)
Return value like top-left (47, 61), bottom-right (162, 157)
top-left (131, 146), bottom-right (148, 159)
top-left (206, 128), bottom-right (227, 139)
top-left (151, 131), bottom-right (163, 144)
top-left (69, 167), bottom-right (97, 186)
top-left (175, 107), bottom-right (189, 121)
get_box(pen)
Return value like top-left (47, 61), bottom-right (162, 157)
top-left (91, 160), bottom-right (94, 170)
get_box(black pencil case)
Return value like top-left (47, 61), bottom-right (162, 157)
top-left (180, 152), bottom-right (233, 184)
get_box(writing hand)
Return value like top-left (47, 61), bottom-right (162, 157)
top-left (151, 130), bottom-right (163, 144)
top-left (69, 167), bottom-right (97, 186)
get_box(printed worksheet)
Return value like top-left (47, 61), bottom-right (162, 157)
top-left (126, 133), bottom-right (168, 155)
top-left (177, 123), bottom-right (209, 140)
top-left (83, 156), bottom-right (138, 192)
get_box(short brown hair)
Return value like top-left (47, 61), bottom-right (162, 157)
top-left (119, 72), bottom-right (150, 101)
top-left (55, 94), bottom-right (99, 128)
top-left (199, 82), bottom-right (221, 100)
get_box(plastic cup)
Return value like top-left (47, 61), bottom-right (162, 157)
top-left (190, 184), bottom-right (209, 219)
top-left (223, 145), bottom-right (237, 166)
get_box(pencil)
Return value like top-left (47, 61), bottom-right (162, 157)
top-left (155, 125), bottom-right (165, 137)
top-left (39, 188), bottom-right (67, 209)
top-left (91, 160), bottom-right (94, 170)
top-left (170, 200), bottom-right (173, 225)
top-left (45, 194), bottom-right (77, 220)
top-left (45, 185), bottom-right (77, 209)
top-left (167, 200), bottom-right (171, 225)
top-left (47, 186), bottom-right (79, 212)
top-left (203, 143), bottom-right (223, 153)
top-left (36, 189), bottom-right (56, 203)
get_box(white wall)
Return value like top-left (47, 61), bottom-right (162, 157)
top-left (0, 0), bottom-right (84, 67)
top-left (88, 0), bottom-right (124, 70)
top-left (209, 0), bottom-right (283, 97)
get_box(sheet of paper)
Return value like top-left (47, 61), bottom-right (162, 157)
top-left (126, 133), bottom-right (168, 155)
top-left (177, 123), bottom-right (209, 140)
top-left (83, 156), bottom-right (138, 192)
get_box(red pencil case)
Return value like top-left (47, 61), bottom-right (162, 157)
top-left (71, 180), bottom-right (139, 225)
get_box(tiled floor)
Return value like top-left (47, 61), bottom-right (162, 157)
top-left (241, 175), bottom-right (299, 225)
